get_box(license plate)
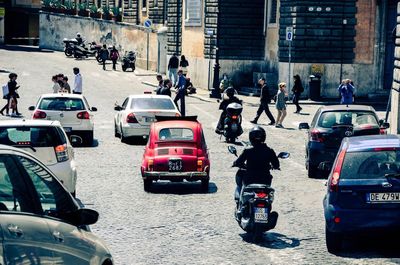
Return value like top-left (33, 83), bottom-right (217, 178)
top-left (231, 123), bottom-right (238, 132)
top-left (168, 159), bottom-right (183, 172)
top-left (367, 192), bottom-right (400, 203)
top-left (145, 117), bottom-right (155, 122)
top-left (63, 127), bottom-right (72, 133)
top-left (254, 207), bottom-right (268, 223)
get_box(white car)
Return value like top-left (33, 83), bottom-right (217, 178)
top-left (0, 119), bottom-right (77, 195)
top-left (114, 95), bottom-right (180, 142)
top-left (29, 93), bottom-right (97, 146)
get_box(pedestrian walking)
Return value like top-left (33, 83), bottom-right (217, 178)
top-left (250, 78), bottom-right (275, 125)
top-left (168, 53), bottom-right (179, 86)
top-left (73, 67), bottom-right (82, 94)
top-left (155, 74), bottom-right (163, 95)
top-left (338, 79), bottom-right (354, 105)
top-left (292, 74), bottom-right (304, 113)
top-left (179, 55), bottom-right (189, 76)
top-left (275, 82), bottom-right (288, 128)
top-left (0, 73), bottom-right (21, 116)
top-left (99, 44), bottom-right (109, 71)
top-left (174, 70), bottom-right (186, 116)
top-left (110, 46), bottom-right (120, 71)
top-left (62, 76), bottom-right (71, 93)
top-left (160, 79), bottom-right (172, 97)
top-left (52, 75), bottom-right (61, 93)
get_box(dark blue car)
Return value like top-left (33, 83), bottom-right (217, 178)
top-left (323, 134), bottom-right (400, 253)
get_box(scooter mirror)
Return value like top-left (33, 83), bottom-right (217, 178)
top-left (277, 152), bottom-right (290, 159)
top-left (228, 146), bottom-right (237, 156)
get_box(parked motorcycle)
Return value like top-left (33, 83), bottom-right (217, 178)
top-left (228, 145), bottom-right (289, 242)
top-left (63, 38), bottom-right (79, 57)
top-left (121, 51), bottom-right (136, 72)
top-left (73, 41), bottom-right (102, 61)
top-left (223, 102), bottom-right (243, 143)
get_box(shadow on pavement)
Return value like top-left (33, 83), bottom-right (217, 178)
top-left (0, 45), bottom-right (54, 53)
top-left (123, 137), bottom-right (147, 146)
top-left (148, 181), bottom-right (218, 195)
top-left (73, 139), bottom-right (99, 148)
top-left (240, 232), bottom-right (301, 249)
top-left (335, 232), bottom-right (400, 258)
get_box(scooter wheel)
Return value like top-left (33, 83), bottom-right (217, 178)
top-left (65, 49), bottom-right (73, 57)
top-left (96, 56), bottom-right (102, 63)
top-left (122, 67), bottom-right (126, 72)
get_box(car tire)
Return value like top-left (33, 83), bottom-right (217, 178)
top-left (307, 164), bottom-right (318, 178)
top-left (143, 179), bottom-right (152, 192)
top-left (120, 125), bottom-right (127, 143)
top-left (114, 123), bottom-right (120, 138)
top-left (85, 131), bottom-right (94, 147)
top-left (325, 226), bottom-right (343, 254)
top-left (201, 178), bottom-right (209, 192)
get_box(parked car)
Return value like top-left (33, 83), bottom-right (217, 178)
top-left (0, 119), bottom-right (78, 196)
top-left (141, 116), bottom-right (210, 191)
top-left (29, 93), bottom-right (97, 146)
top-left (299, 105), bottom-right (389, 178)
top-left (0, 145), bottom-right (113, 264)
top-left (114, 94), bottom-right (180, 142)
top-left (323, 134), bottom-right (400, 253)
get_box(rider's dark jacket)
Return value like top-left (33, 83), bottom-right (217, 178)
top-left (219, 96), bottom-right (241, 111)
top-left (234, 143), bottom-right (279, 186)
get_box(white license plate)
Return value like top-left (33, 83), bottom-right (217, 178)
top-left (367, 192), bottom-right (400, 203)
top-left (254, 207), bottom-right (268, 223)
top-left (145, 117), bottom-right (155, 122)
top-left (63, 127), bottom-right (72, 133)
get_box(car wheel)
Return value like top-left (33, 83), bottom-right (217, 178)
top-left (307, 164), bottom-right (318, 178)
top-left (201, 178), bottom-right (209, 192)
top-left (114, 123), bottom-right (120, 138)
top-left (120, 125), bottom-right (127, 143)
top-left (143, 179), bottom-right (152, 192)
top-left (325, 226), bottom-right (343, 254)
top-left (85, 131), bottom-right (94, 147)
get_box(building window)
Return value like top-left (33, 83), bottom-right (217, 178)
top-left (154, 0), bottom-right (158, 8)
top-left (185, 0), bottom-right (202, 27)
top-left (268, 0), bottom-right (277, 26)
top-left (142, 0), bottom-right (147, 11)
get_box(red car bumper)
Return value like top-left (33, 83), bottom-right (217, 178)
top-left (142, 171), bottom-right (208, 181)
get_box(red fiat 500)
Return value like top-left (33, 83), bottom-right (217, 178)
top-left (141, 116), bottom-right (210, 191)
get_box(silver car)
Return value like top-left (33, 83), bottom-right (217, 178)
top-left (0, 145), bottom-right (113, 264)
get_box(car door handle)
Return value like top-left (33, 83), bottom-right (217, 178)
top-left (52, 231), bottom-right (64, 243)
top-left (7, 224), bottom-right (23, 238)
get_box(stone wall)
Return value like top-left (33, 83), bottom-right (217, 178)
top-left (39, 12), bottom-right (158, 71)
top-left (390, 2), bottom-right (400, 134)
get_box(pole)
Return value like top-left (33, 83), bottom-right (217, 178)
top-left (288, 40), bottom-right (292, 99)
top-left (210, 0), bottom-right (221, 99)
top-left (146, 31), bottom-right (149, 70)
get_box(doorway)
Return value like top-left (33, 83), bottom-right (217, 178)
top-left (383, 0), bottom-right (397, 90)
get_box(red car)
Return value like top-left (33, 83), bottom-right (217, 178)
top-left (141, 116), bottom-right (210, 191)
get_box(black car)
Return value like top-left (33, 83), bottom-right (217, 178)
top-left (299, 105), bottom-right (389, 178)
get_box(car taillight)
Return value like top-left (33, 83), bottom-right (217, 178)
top-left (77, 111), bottom-right (90, 119)
top-left (33, 110), bottom-right (47, 119)
top-left (329, 149), bottom-right (346, 192)
top-left (255, 192), bottom-right (267, 199)
top-left (197, 160), bottom-right (203, 172)
top-left (310, 129), bottom-right (324, 142)
top-left (127, 113), bottom-right (139, 123)
top-left (148, 159), bottom-right (154, 171)
top-left (54, 144), bottom-right (69, 162)
top-left (232, 115), bottom-right (238, 120)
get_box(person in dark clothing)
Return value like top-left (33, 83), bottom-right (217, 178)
top-left (110, 46), bottom-right (120, 71)
top-left (174, 70), bottom-right (187, 116)
top-left (292, 74), bottom-right (303, 113)
top-left (99, 44), bottom-right (109, 71)
top-left (76, 33), bottom-right (83, 45)
top-left (184, 77), bottom-right (196, 94)
top-left (233, 126), bottom-right (280, 213)
top-left (1, 73), bottom-right (20, 116)
top-left (57, 73), bottom-right (64, 88)
top-left (179, 55), bottom-right (189, 76)
top-left (160, 79), bottom-right (172, 97)
top-left (215, 87), bottom-right (241, 134)
top-left (250, 78), bottom-right (275, 125)
top-left (155, 75), bottom-right (163, 95)
top-left (168, 53), bottom-right (179, 86)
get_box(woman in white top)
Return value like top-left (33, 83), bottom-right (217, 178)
top-left (52, 75), bottom-right (61, 93)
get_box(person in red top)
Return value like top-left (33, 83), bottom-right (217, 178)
top-left (110, 46), bottom-right (120, 71)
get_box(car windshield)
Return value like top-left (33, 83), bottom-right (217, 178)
top-left (39, 97), bottom-right (85, 111)
top-left (341, 150), bottom-right (400, 180)
top-left (318, 111), bottom-right (378, 128)
top-left (131, 98), bottom-right (175, 110)
top-left (0, 126), bottom-right (65, 147)
top-left (159, 128), bottom-right (194, 141)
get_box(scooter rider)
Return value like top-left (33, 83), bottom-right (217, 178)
top-left (76, 33), bottom-right (83, 45)
top-left (233, 126), bottom-right (280, 208)
top-left (215, 87), bottom-right (241, 134)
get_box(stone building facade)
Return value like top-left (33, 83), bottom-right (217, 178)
top-left (390, 1), bottom-right (400, 134)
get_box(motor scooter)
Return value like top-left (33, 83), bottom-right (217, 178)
top-left (228, 145), bottom-right (290, 242)
top-left (122, 51), bottom-right (136, 72)
top-left (63, 38), bottom-right (78, 57)
top-left (223, 102), bottom-right (243, 143)
top-left (73, 41), bottom-right (102, 60)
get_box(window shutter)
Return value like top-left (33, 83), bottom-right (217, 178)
top-left (185, 0), bottom-right (202, 26)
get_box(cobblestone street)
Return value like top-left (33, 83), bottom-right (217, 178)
top-left (1, 47), bottom-right (399, 265)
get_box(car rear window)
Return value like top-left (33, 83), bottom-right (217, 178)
top-left (159, 128), bottom-right (194, 141)
top-left (131, 98), bottom-right (175, 110)
top-left (39, 97), bottom-right (85, 111)
top-left (318, 111), bottom-right (378, 129)
top-left (0, 126), bottom-right (66, 147)
top-left (341, 150), bottom-right (400, 180)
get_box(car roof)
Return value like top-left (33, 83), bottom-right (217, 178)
top-left (319, 104), bottom-right (376, 112)
top-left (0, 119), bottom-right (61, 127)
top-left (153, 120), bottom-right (200, 130)
top-left (40, 93), bottom-right (85, 99)
top-left (128, 94), bottom-right (172, 99)
top-left (345, 135), bottom-right (400, 152)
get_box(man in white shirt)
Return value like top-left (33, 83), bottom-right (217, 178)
top-left (73, 67), bottom-right (82, 94)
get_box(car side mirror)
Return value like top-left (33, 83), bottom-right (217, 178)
top-left (114, 105), bottom-right (122, 111)
top-left (298, 122), bottom-right (310, 130)
top-left (228, 146), bottom-right (237, 157)
top-left (318, 161), bottom-right (333, 172)
top-left (277, 152), bottom-right (290, 159)
top-left (91, 107), bottom-right (97, 112)
top-left (381, 122), bottom-right (390, 129)
top-left (28, 106), bottom-right (35, 111)
top-left (73, 208), bottom-right (99, 226)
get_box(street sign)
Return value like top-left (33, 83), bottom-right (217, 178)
top-left (286, 27), bottom-right (293, 41)
top-left (144, 19), bottom-right (152, 28)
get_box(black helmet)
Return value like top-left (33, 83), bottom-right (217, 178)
top-left (226, 87), bottom-right (235, 98)
top-left (249, 126), bottom-right (266, 145)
